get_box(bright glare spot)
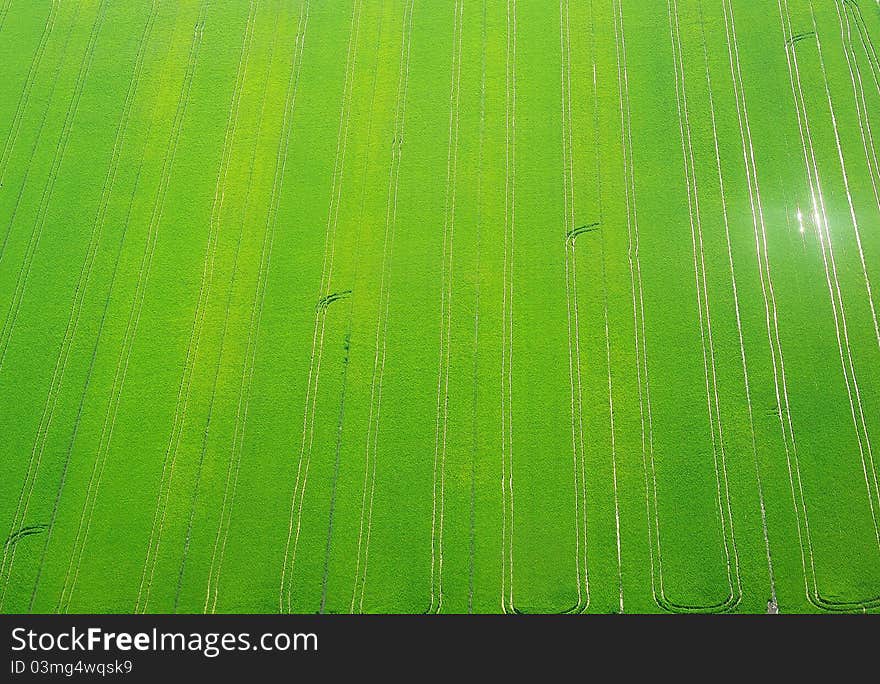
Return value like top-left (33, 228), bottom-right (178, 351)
top-left (796, 208), bottom-right (806, 234)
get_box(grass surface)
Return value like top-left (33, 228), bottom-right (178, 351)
top-left (2, 0), bottom-right (880, 614)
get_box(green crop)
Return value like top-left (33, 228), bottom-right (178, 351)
top-left (1, 0), bottom-right (879, 614)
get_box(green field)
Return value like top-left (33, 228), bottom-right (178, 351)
top-left (1, 0), bottom-right (879, 614)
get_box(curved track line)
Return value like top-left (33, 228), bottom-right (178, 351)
top-left (699, 0), bottom-right (777, 608)
top-left (56, 9), bottom-right (210, 613)
top-left (500, 0), bottom-right (516, 615)
top-left (429, 0), bottom-right (464, 616)
top-left (349, 0), bottom-right (416, 614)
top-left (0, 0), bottom-right (60, 186)
top-left (135, 0), bottom-right (260, 615)
top-left (0, 0), bottom-right (160, 612)
top-left (279, 0), bottom-right (364, 614)
top-left (0, 0), bottom-right (105, 369)
top-left (777, 0), bottom-right (880, 611)
top-left (204, 0), bottom-right (310, 614)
